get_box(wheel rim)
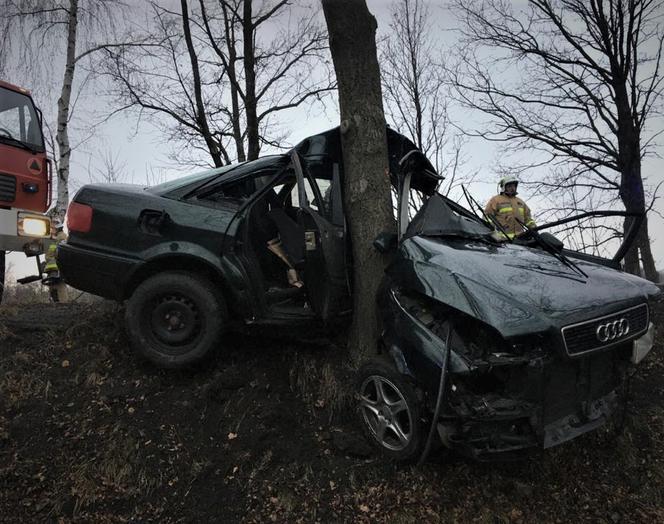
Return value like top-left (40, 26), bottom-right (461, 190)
top-left (149, 293), bottom-right (201, 348)
top-left (359, 375), bottom-right (413, 451)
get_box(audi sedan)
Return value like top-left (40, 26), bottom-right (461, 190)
top-left (57, 126), bottom-right (660, 462)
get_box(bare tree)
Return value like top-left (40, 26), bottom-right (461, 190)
top-left (322, 0), bottom-right (393, 361)
top-left (1, 0), bottom-right (147, 219)
top-left (451, 0), bottom-right (663, 280)
top-left (103, 0), bottom-right (335, 167)
top-left (381, 0), bottom-right (461, 191)
top-left (87, 148), bottom-right (130, 184)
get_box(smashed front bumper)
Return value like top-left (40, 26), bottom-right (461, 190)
top-left (436, 349), bottom-right (632, 460)
top-left (381, 288), bottom-right (655, 461)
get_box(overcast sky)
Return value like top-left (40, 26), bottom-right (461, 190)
top-left (4, 0), bottom-right (664, 280)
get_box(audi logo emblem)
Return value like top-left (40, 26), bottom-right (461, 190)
top-left (596, 318), bottom-right (630, 343)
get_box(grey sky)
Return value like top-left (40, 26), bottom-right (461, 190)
top-left (4, 0), bottom-right (664, 279)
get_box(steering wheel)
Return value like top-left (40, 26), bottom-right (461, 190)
top-left (0, 127), bottom-right (13, 138)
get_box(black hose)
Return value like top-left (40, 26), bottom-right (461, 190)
top-left (417, 324), bottom-right (452, 466)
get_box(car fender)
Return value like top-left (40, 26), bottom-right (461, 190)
top-left (125, 242), bottom-right (253, 317)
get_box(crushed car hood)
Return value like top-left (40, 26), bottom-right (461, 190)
top-left (389, 236), bottom-right (660, 339)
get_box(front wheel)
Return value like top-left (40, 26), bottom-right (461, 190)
top-left (125, 271), bottom-right (227, 369)
top-left (356, 358), bottom-right (424, 462)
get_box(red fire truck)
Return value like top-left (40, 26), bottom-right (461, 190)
top-left (0, 80), bottom-right (53, 303)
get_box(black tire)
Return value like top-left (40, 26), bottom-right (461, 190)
top-left (125, 271), bottom-right (227, 369)
top-left (356, 358), bottom-right (424, 463)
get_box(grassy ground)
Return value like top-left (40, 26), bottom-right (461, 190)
top-left (0, 298), bottom-right (663, 522)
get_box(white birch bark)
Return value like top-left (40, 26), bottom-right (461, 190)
top-left (55, 0), bottom-right (79, 220)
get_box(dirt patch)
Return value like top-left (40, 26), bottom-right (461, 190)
top-left (1, 299), bottom-right (663, 522)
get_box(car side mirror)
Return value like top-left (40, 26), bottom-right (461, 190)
top-left (373, 232), bottom-right (398, 253)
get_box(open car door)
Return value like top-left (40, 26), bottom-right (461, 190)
top-left (291, 151), bottom-right (350, 321)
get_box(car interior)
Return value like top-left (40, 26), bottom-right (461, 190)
top-left (229, 164), bottom-right (336, 318)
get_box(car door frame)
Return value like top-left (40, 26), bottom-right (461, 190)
top-left (291, 150), bottom-right (351, 321)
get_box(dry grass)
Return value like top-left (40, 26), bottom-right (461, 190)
top-left (289, 351), bottom-right (355, 422)
top-left (62, 425), bottom-right (164, 518)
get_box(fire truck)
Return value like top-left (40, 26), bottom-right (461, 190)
top-left (0, 80), bottom-right (53, 303)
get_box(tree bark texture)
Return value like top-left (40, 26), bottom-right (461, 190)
top-left (322, 0), bottom-right (393, 362)
top-left (55, 0), bottom-right (79, 220)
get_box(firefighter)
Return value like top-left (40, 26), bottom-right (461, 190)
top-left (43, 221), bottom-right (68, 303)
top-left (484, 176), bottom-right (536, 240)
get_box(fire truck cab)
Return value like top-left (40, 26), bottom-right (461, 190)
top-left (0, 80), bottom-right (53, 301)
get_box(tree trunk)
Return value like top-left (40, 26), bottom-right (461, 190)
top-left (321, 0), bottom-right (393, 362)
top-left (614, 84), bottom-right (657, 281)
top-left (55, 0), bottom-right (79, 220)
top-left (181, 0), bottom-right (223, 168)
top-left (243, 0), bottom-right (260, 160)
top-left (222, 4), bottom-right (246, 162)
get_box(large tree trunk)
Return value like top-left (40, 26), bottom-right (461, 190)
top-left (243, 0), bottom-right (260, 160)
top-left (322, 0), bottom-right (393, 362)
top-left (55, 0), bottom-right (79, 220)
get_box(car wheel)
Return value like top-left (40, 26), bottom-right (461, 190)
top-left (356, 358), bottom-right (424, 462)
top-left (126, 271), bottom-right (227, 369)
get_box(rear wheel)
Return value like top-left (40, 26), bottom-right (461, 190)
top-left (125, 271), bottom-right (227, 369)
top-left (356, 358), bottom-right (424, 462)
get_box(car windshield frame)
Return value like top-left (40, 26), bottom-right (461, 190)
top-left (0, 86), bottom-right (45, 153)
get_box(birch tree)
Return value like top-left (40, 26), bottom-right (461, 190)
top-left (451, 0), bottom-right (663, 280)
top-left (1, 0), bottom-right (140, 219)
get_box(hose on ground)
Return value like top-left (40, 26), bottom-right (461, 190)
top-left (417, 323), bottom-right (452, 466)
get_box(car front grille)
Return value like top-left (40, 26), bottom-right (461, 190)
top-left (0, 173), bottom-right (16, 203)
top-left (561, 303), bottom-right (649, 357)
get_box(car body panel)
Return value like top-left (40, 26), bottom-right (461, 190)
top-left (389, 235), bottom-right (659, 340)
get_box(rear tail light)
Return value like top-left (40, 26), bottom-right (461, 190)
top-left (67, 201), bottom-right (93, 233)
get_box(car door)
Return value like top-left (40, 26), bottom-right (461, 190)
top-left (291, 151), bottom-right (350, 321)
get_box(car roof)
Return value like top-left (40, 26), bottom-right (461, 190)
top-left (148, 155), bottom-right (288, 196)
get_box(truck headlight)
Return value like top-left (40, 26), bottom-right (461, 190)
top-left (18, 215), bottom-right (50, 237)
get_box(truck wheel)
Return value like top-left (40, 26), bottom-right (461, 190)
top-left (356, 358), bottom-right (424, 463)
top-left (125, 271), bottom-right (227, 369)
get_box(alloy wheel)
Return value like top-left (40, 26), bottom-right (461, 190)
top-left (359, 375), bottom-right (413, 451)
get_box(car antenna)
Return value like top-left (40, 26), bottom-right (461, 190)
top-left (461, 184), bottom-right (512, 242)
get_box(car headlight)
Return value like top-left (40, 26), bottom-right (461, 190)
top-left (18, 215), bottom-right (50, 237)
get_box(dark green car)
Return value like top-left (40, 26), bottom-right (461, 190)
top-left (59, 127), bottom-right (660, 461)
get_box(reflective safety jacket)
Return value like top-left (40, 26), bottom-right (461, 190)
top-left (44, 231), bottom-right (67, 273)
top-left (484, 194), bottom-right (536, 238)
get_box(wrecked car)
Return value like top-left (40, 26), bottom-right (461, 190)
top-left (58, 127), bottom-right (660, 461)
